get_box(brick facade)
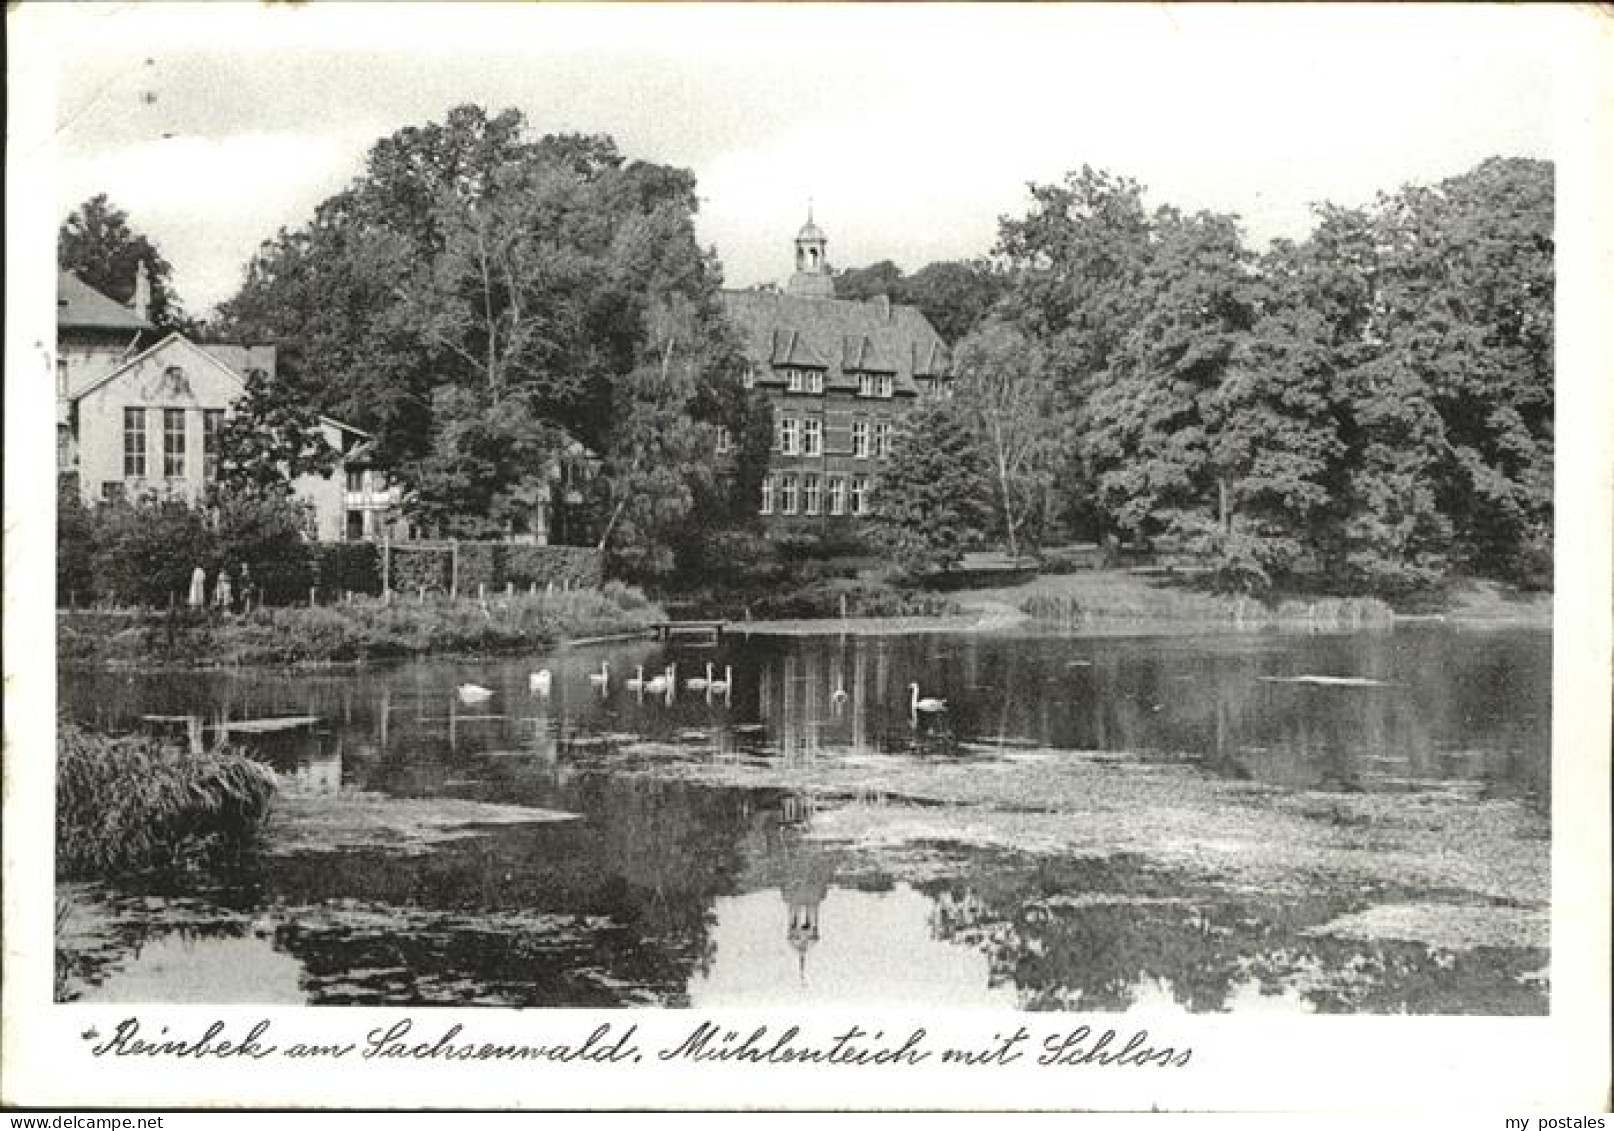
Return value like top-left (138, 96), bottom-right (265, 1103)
top-left (718, 217), bottom-right (951, 530)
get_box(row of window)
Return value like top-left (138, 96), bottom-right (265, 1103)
top-left (759, 473), bottom-right (871, 517)
top-left (772, 418), bottom-right (892, 458)
top-left (122, 406), bottom-right (224, 479)
top-left (741, 366), bottom-right (895, 399)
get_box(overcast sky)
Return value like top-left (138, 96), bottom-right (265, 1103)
top-left (34, 3), bottom-right (1561, 316)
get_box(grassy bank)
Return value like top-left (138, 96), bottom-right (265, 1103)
top-left (58, 584), bottom-right (663, 668)
top-left (951, 569), bottom-right (1550, 628)
top-left (57, 724), bottom-right (278, 878)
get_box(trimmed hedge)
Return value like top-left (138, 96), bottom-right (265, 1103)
top-left (312, 542), bottom-right (383, 599)
top-left (382, 542), bottom-right (603, 596)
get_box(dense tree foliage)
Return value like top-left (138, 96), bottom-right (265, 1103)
top-left (59, 195), bottom-right (187, 331)
top-left (216, 365), bottom-right (337, 495)
top-left (58, 487), bottom-right (314, 608)
top-left (833, 257), bottom-right (1007, 344)
top-left (870, 400), bottom-right (993, 574)
top-left (985, 157), bottom-right (1552, 593)
top-left (218, 106), bottom-right (768, 575)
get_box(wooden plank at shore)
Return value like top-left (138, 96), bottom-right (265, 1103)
top-left (218, 716), bottom-right (322, 733)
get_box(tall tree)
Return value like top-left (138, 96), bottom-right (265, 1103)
top-left (1370, 157), bottom-right (1554, 586)
top-left (870, 399), bottom-right (993, 575)
top-left (59, 195), bottom-right (186, 330)
top-left (951, 319), bottom-right (1063, 558)
top-left (1079, 207), bottom-right (1256, 548)
top-left (218, 106), bottom-right (769, 564)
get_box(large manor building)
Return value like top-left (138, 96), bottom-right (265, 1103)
top-left (718, 216), bottom-right (952, 528)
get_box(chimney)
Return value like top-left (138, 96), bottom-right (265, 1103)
top-left (132, 261), bottom-right (151, 322)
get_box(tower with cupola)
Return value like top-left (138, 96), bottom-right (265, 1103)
top-left (786, 206), bottom-right (834, 299)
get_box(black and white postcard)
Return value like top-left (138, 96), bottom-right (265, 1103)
top-left (5, 2), bottom-right (1609, 1113)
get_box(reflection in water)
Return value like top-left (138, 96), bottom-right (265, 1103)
top-left (688, 886), bottom-right (1017, 1007)
top-left (57, 625), bottom-right (1549, 1009)
top-left (79, 930), bottom-right (304, 1005)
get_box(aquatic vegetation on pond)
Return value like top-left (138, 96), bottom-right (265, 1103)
top-left (56, 724), bottom-right (277, 877)
top-left (267, 790), bottom-right (581, 856)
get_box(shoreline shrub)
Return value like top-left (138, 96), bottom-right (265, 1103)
top-left (56, 724), bottom-right (278, 878)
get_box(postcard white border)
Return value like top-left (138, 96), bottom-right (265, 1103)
top-left (5, 2), bottom-right (1609, 1112)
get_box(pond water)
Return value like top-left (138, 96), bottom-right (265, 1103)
top-left (56, 623), bottom-right (1551, 1013)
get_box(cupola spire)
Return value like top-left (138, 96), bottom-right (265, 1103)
top-left (788, 202), bottom-right (833, 299)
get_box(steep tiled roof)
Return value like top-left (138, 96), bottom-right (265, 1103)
top-left (57, 272), bottom-right (151, 332)
top-left (201, 344), bottom-right (278, 380)
top-left (721, 289), bottom-right (949, 396)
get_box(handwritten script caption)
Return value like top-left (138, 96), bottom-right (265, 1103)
top-left (82, 1017), bottom-right (1194, 1070)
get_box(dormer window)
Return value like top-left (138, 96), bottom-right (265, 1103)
top-left (786, 369), bottom-right (803, 393)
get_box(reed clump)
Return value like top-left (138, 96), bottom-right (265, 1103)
top-left (56, 723), bottom-right (278, 877)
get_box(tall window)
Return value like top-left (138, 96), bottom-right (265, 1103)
top-left (874, 422), bottom-right (893, 459)
top-left (779, 474), bottom-right (798, 515)
top-left (163, 409), bottom-right (186, 478)
top-left (851, 419), bottom-right (869, 459)
top-left (851, 475), bottom-right (870, 515)
top-left (806, 370), bottom-right (823, 395)
top-left (715, 424), bottom-right (732, 455)
top-left (123, 407), bottom-right (147, 478)
top-left (828, 476), bottom-right (847, 515)
top-left (742, 364), bottom-right (756, 390)
top-left (760, 475), bottom-right (775, 515)
top-left (803, 418), bottom-right (822, 457)
top-left (56, 358), bottom-right (69, 399)
top-left (803, 473), bottom-right (821, 515)
top-left (202, 409), bottom-right (224, 480)
top-left (878, 375), bottom-right (893, 398)
top-left (346, 467), bottom-right (365, 494)
top-left (786, 369), bottom-right (803, 393)
top-left (780, 417), bottom-right (800, 456)
top-left (858, 373), bottom-right (874, 398)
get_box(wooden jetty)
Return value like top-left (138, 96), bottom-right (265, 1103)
top-left (650, 618), bottom-right (726, 643)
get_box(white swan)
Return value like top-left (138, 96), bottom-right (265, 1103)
top-left (645, 668), bottom-right (669, 695)
top-left (457, 683), bottom-right (494, 703)
top-left (706, 665), bottom-right (732, 700)
top-left (528, 670), bottom-right (552, 695)
top-left (909, 683), bottom-right (946, 715)
top-left (685, 662), bottom-right (712, 691)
